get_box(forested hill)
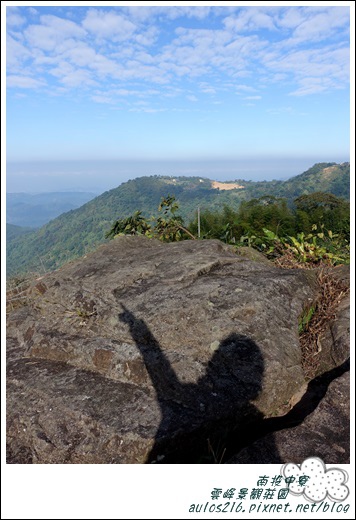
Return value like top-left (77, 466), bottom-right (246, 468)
top-left (6, 223), bottom-right (36, 243)
top-left (6, 162), bottom-right (350, 278)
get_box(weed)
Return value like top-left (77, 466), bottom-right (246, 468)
top-left (6, 272), bottom-right (40, 314)
top-left (299, 269), bottom-right (349, 379)
top-left (298, 305), bottom-right (316, 334)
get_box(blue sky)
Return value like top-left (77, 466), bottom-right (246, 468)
top-left (4, 2), bottom-right (352, 192)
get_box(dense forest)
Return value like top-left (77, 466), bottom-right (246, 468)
top-left (6, 224), bottom-right (35, 243)
top-left (6, 162), bottom-right (350, 278)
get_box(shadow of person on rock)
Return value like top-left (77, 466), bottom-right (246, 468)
top-left (119, 303), bottom-right (280, 464)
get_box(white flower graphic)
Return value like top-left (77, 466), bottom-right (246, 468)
top-left (281, 457), bottom-right (349, 503)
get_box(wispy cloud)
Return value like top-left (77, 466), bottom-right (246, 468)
top-left (91, 94), bottom-right (116, 105)
top-left (24, 14), bottom-right (86, 52)
top-left (283, 6), bottom-right (350, 44)
top-left (129, 107), bottom-right (167, 113)
top-left (235, 84), bottom-right (258, 93)
top-left (6, 5), bottom-right (349, 102)
top-left (82, 9), bottom-right (137, 42)
top-left (122, 6), bottom-right (214, 22)
top-left (223, 8), bottom-right (277, 32)
top-left (60, 68), bottom-right (97, 88)
top-left (266, 106), bottom-right (294, 115)
top-left (7, 7), bottom-right (26, 27)
top-left (7, 34), bottom-right (32, 71)
top-left (7, 74), bottom-right (46, 89)
top-left (265, 46), bottom-right (349, 95)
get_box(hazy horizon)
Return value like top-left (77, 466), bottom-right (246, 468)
top-left (5, 155), bottom-right (349, 194)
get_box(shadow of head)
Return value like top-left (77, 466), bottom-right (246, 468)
top-left (119, 304), bottom-right (264, 411)
top-left (197, 333), bottom-right (264, 415)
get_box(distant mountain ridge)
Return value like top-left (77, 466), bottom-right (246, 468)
top-left (6, 191), bottom-right (97, 228)
top-left (6, 162), bottom-right (350, 278)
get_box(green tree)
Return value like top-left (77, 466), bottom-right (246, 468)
top-left (188, 205), bottom-right (241, 242)
top-left (237, 196), bottom-right (296, 237)
top-left (154, 195), bottom-right (196, 242)
top-left (106, 196), bottom-right (195, 243)
top-left (294, 192), bottom-right (350, 238)
top-left (105, 210), bottom-right (151, 239)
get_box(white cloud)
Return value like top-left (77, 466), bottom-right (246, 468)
top-left (25, 14), bottom-right (86, 51)
top-left (288, 7), bottom-right (349, 44)
top-left (7, 75), bottom-right (46, 89)
top-left (123, 6), bottom-right (212, 22)
top-left (183, 7), bottom-right (212, 20)
top-left (159, 28), bottom-right (265, 80)
top-left (215, 35), bottom-right (267, 75)
top-left (121, 6), bottom-right (156, 22)
top-left (276, 7), bottom-right (306, 29)
top-left (129, 107), bottom-right (166, 113)
top-left (264, 46), bottom-right (349, 95)
top-left (28, 7), bottom-right (38, 17)
top-left (60, 69), bottom-right (97, 88)
top-left (7, 13), bottom-right (26, 27)
top-left (224, 9), bottom-right (277, 32)
top-left (200, 84), bottom-right (217, 94)
top-left (49, 60), bottom-right (75, 79)
top-left (91, 87), bottom-right (162, 105)
top-left (289, 78), bottom-right (332, 97)
top-left (65, 44), bottom-right (118, 76)
top-left (270, 73), bottom-right (288, 82)
top-left (174, 26), bottom-right (231, 47)
top-left (266, 106), bottom-right (294, 115)
top-left (187, 95), bottom-right (198, 102)
top-left (113, 89), bottom-right (132, 97)
top-left (6, 7), bottom-right (26, 27)
top-left (134, 26), bottom-right (158, 47)
top-left (133, 50), bottom-right (156, 65)
top-left (7, 34), bottom-right (32, 71)
top-left (91, 95), bottom-right (115, 104)
top-left (235, 84), bottom-right (257, 93)
top-left (82, 9), bottom-right (136, 42)
top-left (6, 6), bottom-right (350, 100)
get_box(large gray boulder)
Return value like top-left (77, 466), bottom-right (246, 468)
top-left (7, 237), bottom-right (325, 463)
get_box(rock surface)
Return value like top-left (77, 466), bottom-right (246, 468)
top-left (225, 369), bottom-right (350, 464)
top-left (6, 236), bottom-right (345, 464)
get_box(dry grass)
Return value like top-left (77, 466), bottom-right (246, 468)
top-left (272, 255), bottom-right (349, 379)
top-left (211, 181), bottom-right (245, 190)
top-left (299, 269), bottom-right (349, 379)
top-left (273, 250), bottom-right (331, 270)
top-left (6, 273), bottom-right (40, 314)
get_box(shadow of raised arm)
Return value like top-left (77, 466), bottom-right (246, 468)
top-left (118, 304), bottom-right (270, 464)
top-left (119, 304), bottom-right (181, 401)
